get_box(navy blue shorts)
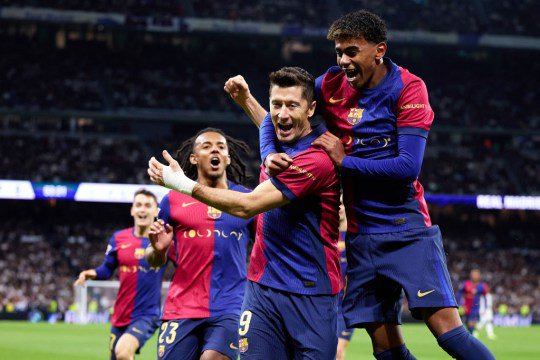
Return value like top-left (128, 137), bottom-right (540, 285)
top-left (337, 312), bottom-right (354, 341)
top-left (343, 225), bottom-right (457, 327)
top-left (337, 297), bottom-right (354, 341)
top-left (157, 314), bottom-right (239, 360)
top-left (110, 317), bottom-right (159, 359)
top-left (239, 281), bottom-right (338, 359)
top-left (465, 307), bottom-right (481, 323)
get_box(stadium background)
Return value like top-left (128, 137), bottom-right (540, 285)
top-left (0, 1), bottom-right (539, 358)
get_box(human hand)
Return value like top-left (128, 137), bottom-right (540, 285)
top-left (148, 219), bottom-right (174, 253)
top-left (224, 75), bottom-right (252, 105)
top-left (311, 131), bottom-right (345, 168)
top-left (148, 150), bottom-right (196, 195)
top-left (74, 269), bottom-right (96, 287)
top-left (265, 153), bottom-right (293, 177)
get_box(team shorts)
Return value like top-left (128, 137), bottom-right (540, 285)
top-left (465, 307), bottom-right (481, 323)
top-left (157, 314), bottom-right (239, 360)
top-left (343, 225), bottom-right (457, 327)
top-left (239, 281), bottom-right (338, 359)
top-left (337, 310), bottom-right (355, 341)
top-left (110, 317), bottom-right (159, 359)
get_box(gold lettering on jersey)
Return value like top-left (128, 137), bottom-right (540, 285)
top-left (120, 265), bottom-right (161, 274)
top-left (346, 108), bottom-right (364, 125)
top-left (400, 103), bottom-right (426, 110)
top-left (349, 136), bottom-right (391, 148)
top-left (181, 228), bottom-right (244, 241)
top-left (207, 206), bottom-right (222, 219)
top-left (289, 165), bottom-right (317, 181)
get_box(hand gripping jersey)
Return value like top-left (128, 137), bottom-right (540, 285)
top-left (95, 228), bottom-right (166, 327)
top-left (158, 182), bottom-right (254, 320)
top-left (260, 59), bottom-right (435, 234)
top-left (249, 124), bottom-right (342, 295)
top-left (317, 60), bottom-right (434, 233)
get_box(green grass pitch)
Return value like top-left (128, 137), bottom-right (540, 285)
top-left (0, 321), bottom-right (539, 359)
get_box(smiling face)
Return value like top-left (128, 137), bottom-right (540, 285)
top-left (190, 131), bottom-right (231, 181)
top-left (130, 193), bottom-right (159, 228)
top-left (269, 85), bottom-right (316, 143)
top-left (334, 36), bottom-right (386, 90)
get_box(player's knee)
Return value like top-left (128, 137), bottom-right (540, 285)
top-left (114, 346), bottom-right (134, 360)
top-left (336, 347), bottom-right (346, 360)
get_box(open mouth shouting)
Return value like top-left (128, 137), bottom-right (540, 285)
top-left (343, 67), bottom-right (360, 83)
top-left (210, 156), bottom-right (221, 171)
top-left (277, 122), bottom-right (294, 139)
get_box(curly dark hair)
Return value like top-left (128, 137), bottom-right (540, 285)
top-left (327, 10), bottom-right (387, 44)
top-left (269, 66), bottom-right (315, 103)
top-left (174, 127), bottom-right (251, 184)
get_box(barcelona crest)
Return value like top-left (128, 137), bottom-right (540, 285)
top-left (346, 107), bottom-right (364, 125)
top-left (134, 248), bottom-right (145, 259)
top-left (158, 345), bottom-right (165, 357)
top-left (239, 338), bottom-right (249, 353)
top-left (207, 206), bottom-right (222, 219)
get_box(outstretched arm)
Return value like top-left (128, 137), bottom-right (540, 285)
top-left (312, 131), bottom-right (426, 182)
top-left (224, 75), bottom-right (268, 127)
top-left (74, 269), bottom-right (97, 286)
top-left (74, 236), bottom-right (119, 286)
top-left (147, 151), bottom-right (289, 219)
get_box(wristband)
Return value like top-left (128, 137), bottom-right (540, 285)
top-left (162, 166), bottom-right (196, 195)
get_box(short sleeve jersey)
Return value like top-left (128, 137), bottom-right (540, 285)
top-left (158, 182), bottom-right (254, 320)
top-left (316, 59), bottom-right (434, 233)
top-left (248, 124), bottom-right (342, 295)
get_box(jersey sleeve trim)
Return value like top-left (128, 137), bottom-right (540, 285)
top-left (397, 126), bottom-right (429, 138)
top-left (270, 177), bottom-right (297, 201)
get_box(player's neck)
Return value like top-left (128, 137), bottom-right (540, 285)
top-left (367, 61), bottom-right (389, 89)
top-left (197, 175), bottom-right (229, 189)
top-left (134, 225), bottom-right (150, 238)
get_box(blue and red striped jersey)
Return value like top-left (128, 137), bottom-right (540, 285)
top-left (458, 280), bottom-right (489, 315)
top-left (249, 124), bottom-right (342, 295)
top-left (315, 59), bottom-right (434, 233)
top-left (158, 182), bottom-right (254, 320)
top-left (95, 228), bottom-right (166, 327)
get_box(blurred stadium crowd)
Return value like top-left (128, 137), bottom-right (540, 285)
top-left (0, 0), bottom-right (538, 326)
top-left (1, 202), bottom-right (538, 322)
top-left (1, 0), bottom-right (539, 35)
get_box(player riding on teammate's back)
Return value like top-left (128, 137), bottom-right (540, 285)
top-left (225, 10), bottom-right (495, 360)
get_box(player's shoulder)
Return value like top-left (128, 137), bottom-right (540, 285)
top-left (113, 227), bottom-right (132, 239)
top-left (397, 65), bottom-right (426, 88)
top-left (292, 145), bottom-right (336, 178)
top-left (320, 66), bottom-right (345, 84)
top-left (166, 189), bottom-right (194, 204)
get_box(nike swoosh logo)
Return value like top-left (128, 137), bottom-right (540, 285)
top-left (329, 96), bottom-right (346, 103)
top-left (417, 289), bottom-right (435, 297)
top-left (182, 201), bottom-right (198, 207)
top-left (132, 327), bottom-right (143, 334)
top-left (229, 343), bottom-right (238, 350)
top-left (119, 244), bottom-right (132, 249)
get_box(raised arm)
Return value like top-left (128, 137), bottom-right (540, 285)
top-left (224, 75), bottom-right (268, 127)
top-left (147, 151), bottom-right (289, 219)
